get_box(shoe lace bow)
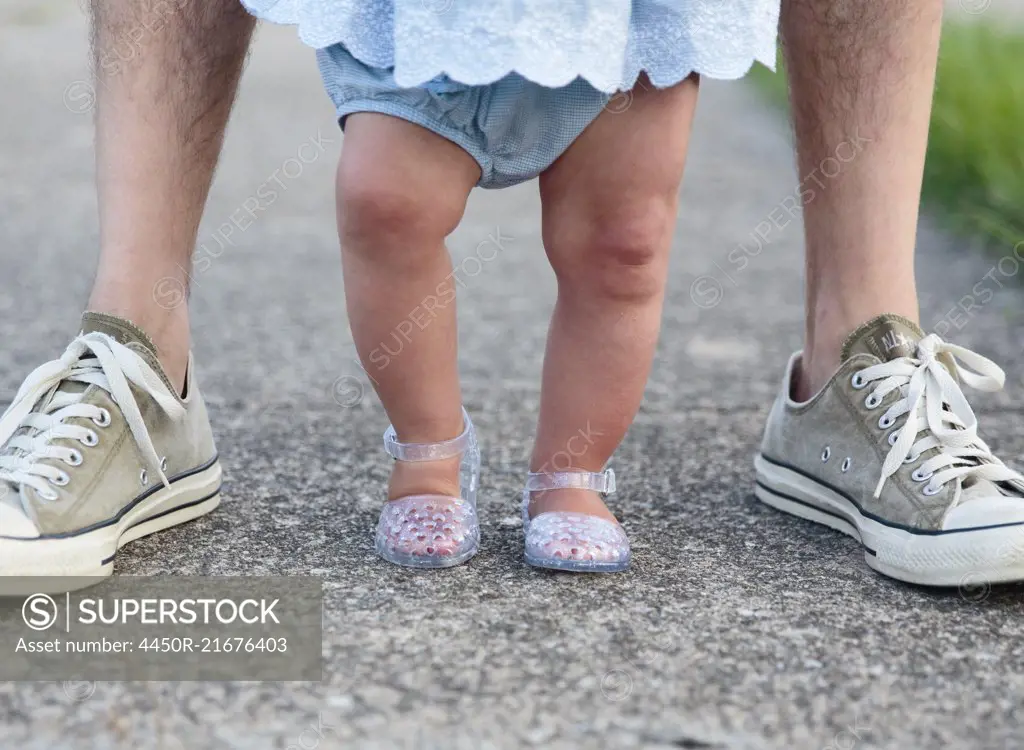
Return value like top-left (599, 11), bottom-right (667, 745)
top-left (859, 333), bottom-right (1023, 502)
top-left (0, 332), bottom-right (184, 501)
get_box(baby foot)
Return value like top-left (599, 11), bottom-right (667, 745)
top-left (376, 495), bottom-right (478, 561)
top-left (526, 487), bottom-right (619, 523)
top-left (523, 472), bottom-right (630, 572)
top-left (376, 453), bottom-right (478, 567)
top-left (388, 455), bottom-right (462, 501)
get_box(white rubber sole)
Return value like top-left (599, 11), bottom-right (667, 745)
top-left (755, 454), bottom-right (1024, 587)
top-left (0, 459), bottom-right (222, 591)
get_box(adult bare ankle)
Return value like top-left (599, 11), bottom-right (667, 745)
top-left (153, 325), bottom-right (191, 396)
top-left (794, 345), bottom-right (841, 402)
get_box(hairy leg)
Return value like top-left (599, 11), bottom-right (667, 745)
top-left (783, 0), bottom-right (943, 398)
top-left (529, 74), bottom-right (699, 521)
top-left (336, 114), bottom-right (480, 503)
top-left (87, 0), bottom-right (255, 390)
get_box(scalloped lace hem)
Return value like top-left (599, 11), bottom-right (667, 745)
top-left (243, 0), bottom-right (779, 90)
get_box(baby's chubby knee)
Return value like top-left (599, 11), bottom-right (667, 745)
top-left (336, 161), bottom-right (468, 252)
top-left (545, 201), bottom-right (675, 303)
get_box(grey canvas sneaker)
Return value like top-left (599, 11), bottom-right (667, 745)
top-left (756, 313), bottom-right (1024, 586)
top-left (0, 312), bottom-right (220, 583)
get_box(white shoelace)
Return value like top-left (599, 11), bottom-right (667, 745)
top-left (855, 334), bottom-right (1023, 502)
top-left (0, 332), bottom-right (184, 502)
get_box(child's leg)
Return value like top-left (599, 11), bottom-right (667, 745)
top-left (529, 74), bottom-right (700, 520)
top-left (336, 114), bottom-right (480, 504)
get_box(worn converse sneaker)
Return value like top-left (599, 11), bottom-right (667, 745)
top-left (0, 313), bottom-right (221, 583)
top-left (756, 314), bottom-right (1024, 587)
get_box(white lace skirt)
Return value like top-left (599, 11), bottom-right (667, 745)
top-left (243, 0), bottom-right (779, 91)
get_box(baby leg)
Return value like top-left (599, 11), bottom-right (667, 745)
top-left (529, 74), bottom-right (700, 522)
top-left (336, 114), bottom-right (479, 508)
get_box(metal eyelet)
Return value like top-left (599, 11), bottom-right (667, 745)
top-left (80, 430), bottom-right (99, 447)
top-left (841, 458), bottom-right (851, 472)
top-left (65, 450), bottom-right (83, 467)
top-left (903, 451), bottom-right (920, 465)
top-left (50, 472), bottom-right (70, 487)
top-left (878, 414), bottom-right (894, 429)
top-left (160, 457), bottom-right (168, 472)
top-left (40, 489), bottom-right (59, 501)
top-left (888, 432), bottom-right (899, 446)
top-left (865, 393), bottom-right (882, 409)
top-left (923, 483), bottom-right (942, 496)
top-left (821, 446), bottom-right (831, 462)
top-left (92, 408), bottom-right (112, 427)
top-left (912, 468), bottom-right (933, 482)
top-left (851, 373), bottom-right (867, 389)
top-left (140, 469), bottom-right (149, 486)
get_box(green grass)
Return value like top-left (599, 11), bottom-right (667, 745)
top-left (747, 54), bottom-right (787, 106)
top-left (749, 23), bottom-right (1024, 246)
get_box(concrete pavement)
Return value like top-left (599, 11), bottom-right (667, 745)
top-left (1, 4), bottom-right (1023, 748)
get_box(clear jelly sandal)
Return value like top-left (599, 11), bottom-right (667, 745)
top-left (375, 408), bottom-right (481, 569)
top-left (522, 468), bottom-right (630, 573)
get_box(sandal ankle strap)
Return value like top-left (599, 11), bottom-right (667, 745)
top-left (525, 468), bottom-right (616, 494)
top-left (383, 408), bottom-right (474, 462)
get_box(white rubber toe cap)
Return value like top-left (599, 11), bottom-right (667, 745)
top-left (943, 495), bottom-right (1024, 531)
top-left (0, 496), bottom-right (40, 539)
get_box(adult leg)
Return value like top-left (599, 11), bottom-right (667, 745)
top-left (0, 0), bottom-right (251, 575)
top-left (87, 0), bottom-right (255, 391)
top-left (783, 0), bottom-right (943, 399)
top-left (756, 1), bottom-right (1024, 588)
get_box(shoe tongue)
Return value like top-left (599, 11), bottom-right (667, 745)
top-left (0, 314), bottom-right (169, 510)
top-left (81, 311), bottom-right (158, 357)
top-left (79, 312), bottom-right (165, 376)
top-left (840, 314), bottom-right (924, 363)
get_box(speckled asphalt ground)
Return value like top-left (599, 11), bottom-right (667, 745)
top-left (2, 4), bottom-right (1023, 749)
